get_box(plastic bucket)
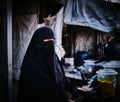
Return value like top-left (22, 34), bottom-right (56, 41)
top-left (96, 69), bottom-right (118, 97)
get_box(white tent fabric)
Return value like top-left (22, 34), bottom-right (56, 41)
top-left (64, 0), bottom-right (119, 32)
top-left (54, 7), bottom-right (64, 60)
top-left (13, 14), bottom-right (38, 80)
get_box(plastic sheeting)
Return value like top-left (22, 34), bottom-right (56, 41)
top-left (64, 0), bottom-right (120, 32)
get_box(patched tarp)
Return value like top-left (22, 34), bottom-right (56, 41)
top-left (64, 0), bottom-right (120, 32)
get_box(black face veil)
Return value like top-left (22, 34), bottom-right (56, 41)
top-left (24, 26), bottom-right (55, 59)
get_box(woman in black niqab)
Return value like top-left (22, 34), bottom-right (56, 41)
top-left (17, 26), bottom-right (69, 102)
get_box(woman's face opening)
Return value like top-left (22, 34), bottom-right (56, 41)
top-left (43, 38), bottom-right (55, 42)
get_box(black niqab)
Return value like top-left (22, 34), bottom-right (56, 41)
top-left (17, 26), bottom-right (68, 102)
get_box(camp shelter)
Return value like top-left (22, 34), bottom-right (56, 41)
top-left (0, 0), bottom-right (120, 102)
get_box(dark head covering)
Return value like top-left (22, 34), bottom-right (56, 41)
top-left (31, 26), bottom-right (55, 43)
top-left (17, 26), bottom-right (68, 102)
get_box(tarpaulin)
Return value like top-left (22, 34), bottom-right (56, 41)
top-left (64, 0), bottom-right (120, 32)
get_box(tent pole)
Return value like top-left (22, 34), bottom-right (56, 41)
top-left (7, 0), bottom-right (13, 102)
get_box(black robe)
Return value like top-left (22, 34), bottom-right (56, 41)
top-left (17, 26), bottom-right (69, 102)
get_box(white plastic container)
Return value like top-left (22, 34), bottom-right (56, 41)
top-left (96, 69), bottom-right (118, 97)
